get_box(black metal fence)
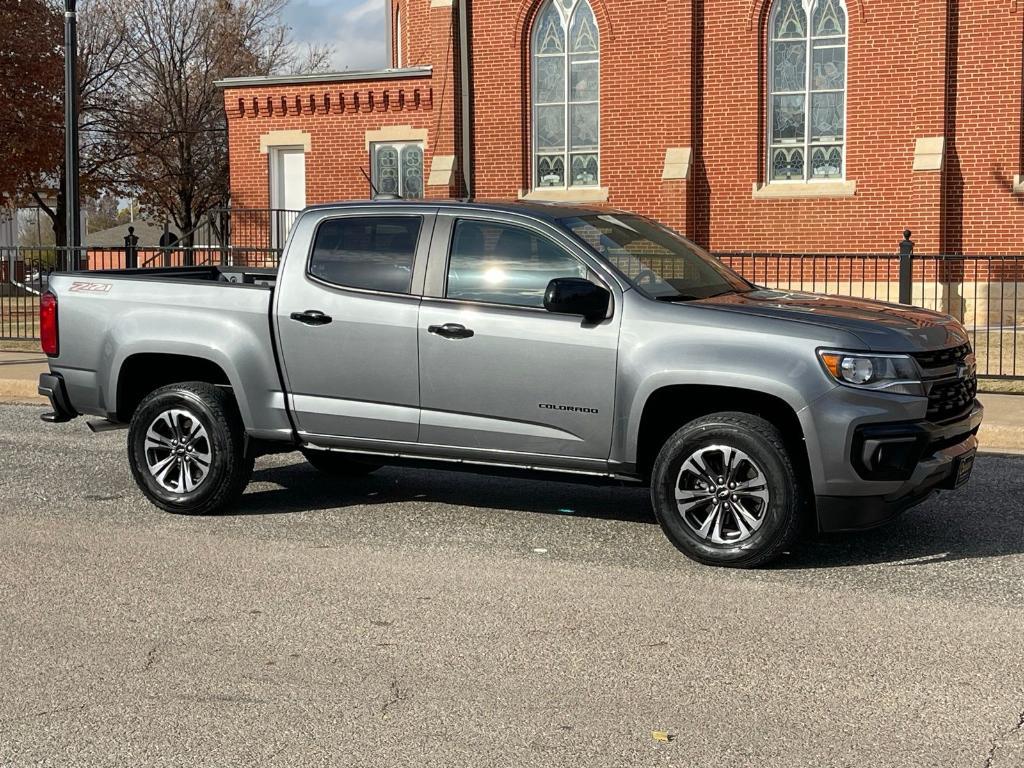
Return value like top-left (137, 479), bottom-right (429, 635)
top-left (0, 207), bottom-right (299, 341)
top-left (715, 245), bottom-right (1024, 379)
top-left (207, 208), bottom-right (301, 255)
top-left (2, 223), bottom-right (1022, 379)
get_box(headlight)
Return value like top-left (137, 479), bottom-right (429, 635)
top-left (817, 350), bottom-right (924, 396)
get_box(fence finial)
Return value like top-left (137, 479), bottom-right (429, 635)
top-left (898, 228), bottom-right (914, 305)
top-left (124, 226), bottom-right (139, 269)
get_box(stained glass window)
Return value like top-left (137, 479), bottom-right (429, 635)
top-left (532, 0), bottom-right (600, 189)
top-left (371, 142), bottom-right (424, 199)
top-left (768, 0), bottom-right (846, 181)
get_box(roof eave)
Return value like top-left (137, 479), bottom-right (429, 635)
top-left (215, 66), bottom-right (433, 89)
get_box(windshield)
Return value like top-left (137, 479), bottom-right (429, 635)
top-left (560, 213), bottom-right (753, 300)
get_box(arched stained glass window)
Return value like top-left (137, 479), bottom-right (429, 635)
top-left (532, 0), bottom-right (599, 189)
top-left (768, 0), bottom-right (847, 181)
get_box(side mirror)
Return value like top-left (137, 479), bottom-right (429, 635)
top-left (544, 277), bottom-right (610, 323)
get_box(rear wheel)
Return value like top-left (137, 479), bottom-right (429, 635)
top-left (650, 412), bottom-right (806, 568)
top-left (127, 382), bottom-right (253, 515)
top-left (302, 450), bottom-right (382, 477)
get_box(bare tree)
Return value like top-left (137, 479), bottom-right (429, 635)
top-left (20, 0), bottom-right (134, 245)
top-left (13, 0), bottom-right (332, 245)
top-left (0, 1), bottom-right (62, 219)
top-left (117, 0), bottom-right (333, 243)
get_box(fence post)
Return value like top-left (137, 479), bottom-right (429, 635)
top-left (124, 226), bottom-right (139, 269)
top-left (220, 209), bottom-right (229, 267)
top-left (898, 229), bottom-right (914, 305)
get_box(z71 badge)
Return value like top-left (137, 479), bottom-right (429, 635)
top-left (69, 281), bottom-right (112, 293)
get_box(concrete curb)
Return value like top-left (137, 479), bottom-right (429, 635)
top-left (0, 379), bottom-right (45, 403)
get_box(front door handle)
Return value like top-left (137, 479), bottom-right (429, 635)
top-left (290, 310), bottom-right (333, 326)
top-left (428, 323), bottom-right (474, 339)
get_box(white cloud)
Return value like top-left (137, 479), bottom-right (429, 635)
top-left (284, 0), bottom-right (388, 71)
top-left (344, 0), bottom-right (383, 23)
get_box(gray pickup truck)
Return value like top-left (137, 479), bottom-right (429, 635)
top-left (37, 200), bottom-right (982, 567)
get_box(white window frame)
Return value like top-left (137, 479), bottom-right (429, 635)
top-left (531, 0), bottom-right (600, 191)
top-left (370, 141), bottom-right (425, 198)
top-left (766, 0), bottom-right (848, 184)
top-left (395, 5), bottom-right (403, 68)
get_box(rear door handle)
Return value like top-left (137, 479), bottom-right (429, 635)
top-left (290, 310), bottom-right (333, 326)
top-left (428, 323), bottom-right (474, 339)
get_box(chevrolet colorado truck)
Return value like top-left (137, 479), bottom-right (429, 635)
top-left (37, 200), bottom-right (982, 567)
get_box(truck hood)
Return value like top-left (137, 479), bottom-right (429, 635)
top-left (689, 289), bottom-right (970, 352)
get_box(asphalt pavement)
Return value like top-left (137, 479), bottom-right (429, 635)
top-left (1, 402), bottom-right (1023, 767)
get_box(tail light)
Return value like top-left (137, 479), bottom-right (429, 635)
top-left (40, 291), bottom-right (58, 356)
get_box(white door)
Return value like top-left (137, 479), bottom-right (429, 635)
top-left (270, 147), bottom-right (306, 248)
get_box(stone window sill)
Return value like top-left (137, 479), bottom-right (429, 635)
top-left (751, 180), bottom-right (857, 199)
top-left (519, 187), bottom-right (609, 203)
top-left (1013, 175), bottom-right (1024, 195)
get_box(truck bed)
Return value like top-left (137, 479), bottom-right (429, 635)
top-left (84, 265), bottom-right (278, 288)
top-left (45, 267), bottom-right (287, 435)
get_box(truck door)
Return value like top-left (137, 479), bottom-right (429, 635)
top-left (417, 214), bottom-right (620, 465)
top-left (274, 210), bottom-right (433, 443)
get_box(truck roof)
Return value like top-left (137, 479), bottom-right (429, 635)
top-left (302, 198), bottom-right (616, 222)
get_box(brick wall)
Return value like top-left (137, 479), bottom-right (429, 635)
top-left (224, 0), bottom-right (1024, 256)
top-left (225, 76), bottom-right (438, 209)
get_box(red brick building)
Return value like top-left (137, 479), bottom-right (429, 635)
top-left (219, 0), bottom-right (1024, 255)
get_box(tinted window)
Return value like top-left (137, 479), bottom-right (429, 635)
top-left (446, 220), bottom-right (587, 307)
top-left (310, 216), bottom-right (421, 294)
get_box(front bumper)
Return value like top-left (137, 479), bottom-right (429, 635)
top-left (38, 372), bottom-right (78, 423)
top-left (815, 400), bottom-right (983, 532)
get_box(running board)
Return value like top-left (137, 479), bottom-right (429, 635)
top-left (87, 419), bottom-right (128, 433)
top-left (301, 442), bottom-right (642, 484)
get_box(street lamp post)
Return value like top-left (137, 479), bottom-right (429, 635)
top-left (64, 0), bottom-right (81, 268)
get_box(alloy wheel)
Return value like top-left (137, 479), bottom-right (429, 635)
top-left (674, 444), bottom-right (771, 545)
top-left (144, 408), bottom-right (213, 494)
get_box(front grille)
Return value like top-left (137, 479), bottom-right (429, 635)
top-left (913, 344), bottom-right (977, 423)
top-left (913, 343), bottom-right (971, 370)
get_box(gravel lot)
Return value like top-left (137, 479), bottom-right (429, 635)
top-left (1, 402), bottom-right (1023, 767)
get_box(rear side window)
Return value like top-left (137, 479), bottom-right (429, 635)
top-left (446, 219), bottom-right (587, 308)
top-left (309, 216), bottom-right (421, 294)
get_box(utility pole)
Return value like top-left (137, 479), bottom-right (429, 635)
top-left (64, 0), bottom-right (82, 268)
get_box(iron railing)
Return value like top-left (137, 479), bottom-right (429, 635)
top-left (2, 234), bottom-right (1023, 379)
top-left (715, 251), bottom-right (1024, 379)
top-left (207, 207), bottom-right (302, 253)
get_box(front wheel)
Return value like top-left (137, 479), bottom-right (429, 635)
top-left (127, 382), bottom-right (253, 515)
top-left (650, 412), bottom-right (806, 568)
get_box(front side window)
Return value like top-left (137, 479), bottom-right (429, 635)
top-left (446, 219), bottom-right (588, 307)
top-left (309, 216), bottom-right (421, 294)
top-left (531, 0), bottom-right (600, 189)
top-left (768, 0), bottom-right (847, 181)
top-left (371, 142), bottom-right (424, 198)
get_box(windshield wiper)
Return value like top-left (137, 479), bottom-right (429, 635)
top-left (654, 294), bottom-right (701, 302)
top-left (654, 289), bottom-right (739, 302)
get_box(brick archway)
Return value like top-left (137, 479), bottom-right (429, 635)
top-left (747, 0), bottom-right (866, 32)
top-left (511, 0), bottom-right (615, 48)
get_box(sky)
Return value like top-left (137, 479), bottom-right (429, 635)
top-left (284, 0), bottom-right (389, 72)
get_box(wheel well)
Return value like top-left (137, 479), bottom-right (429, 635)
top-left (116, 354), bottom-right (231, 422)
top-left (635, 385), bottom-right (810, 482)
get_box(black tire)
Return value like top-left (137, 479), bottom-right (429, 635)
top-left (302, 450), bottom-right (382, 477)
top-left (650, 412), bottom-right (806, 568)
top-left (127, 382), bottom-right (254, 515)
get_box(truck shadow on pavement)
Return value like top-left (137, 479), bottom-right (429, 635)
top-left (238, 452), bottom-right (1024, 569)
top-left (243, 458), bottom-right (659, 526)
top-left (780, 451), bottom-right (1024, 569)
